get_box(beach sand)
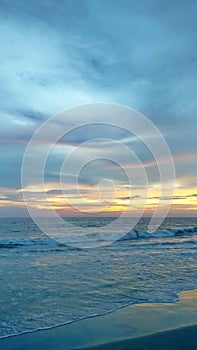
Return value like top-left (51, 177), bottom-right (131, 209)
top-left (1, 289), bottom-right (197, 349)
top-left (84, 325), bottom-right (197, 349)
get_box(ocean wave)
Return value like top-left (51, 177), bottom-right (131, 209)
top-left (119, 226), bottom-right (197, 241)
top-left (0, 238), bottom-right (58, 248)
top-left (0, 226), bottom-right (196, 248)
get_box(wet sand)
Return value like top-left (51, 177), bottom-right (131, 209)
top-left (83, 324), bottom-right (197, 349)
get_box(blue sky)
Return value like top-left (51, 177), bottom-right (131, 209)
top-left (0, 0), bottom-right (197, 216)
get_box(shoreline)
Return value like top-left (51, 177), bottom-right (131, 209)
top-left (0, 289), bottom-right (197, 349)
top-left (0, 287), bottom-right (195, 341)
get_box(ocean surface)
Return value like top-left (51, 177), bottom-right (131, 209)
top-left (0, 216), bottom-right (197, 338)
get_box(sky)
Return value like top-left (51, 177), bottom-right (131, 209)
top-left (0, 0), bottom-right (197, 217)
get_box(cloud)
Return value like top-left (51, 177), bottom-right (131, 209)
top-left (118, 195), bottom-right (141, 200)
top-left (0, 0), bottom-right (197, 215)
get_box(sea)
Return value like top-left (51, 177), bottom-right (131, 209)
top-left (0, 216), bottom-right (197, 338)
